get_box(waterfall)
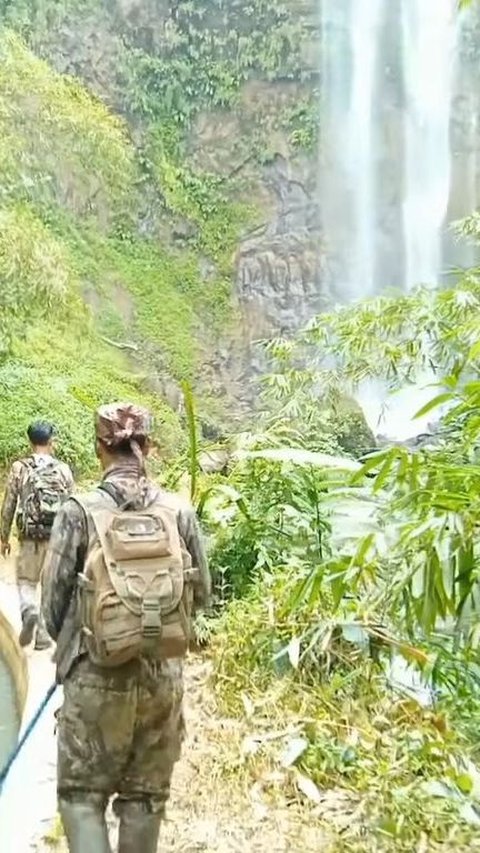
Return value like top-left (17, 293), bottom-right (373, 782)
top-left (320, 0), bottom-right (461, 439)
top-left (346, 0), bottom-right (382, 298)
top-left (402, 0), bottom-right (456, 289)
top-left (318, 0), bottom-right (477, 701)
top-left (320, 0), bottom-right (383, 301)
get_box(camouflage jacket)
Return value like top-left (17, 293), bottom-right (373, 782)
top-left (0, 454), bottom-right (74, 543)
top-left (42, 461), bottom-right (211, 682)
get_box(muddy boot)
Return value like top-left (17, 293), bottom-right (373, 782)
top-left (34, 624), bottom-right (52, 651)
top-left (115, 799), bottom-right (162, 853)
top-left (19, 608), bottom-right (38, 647)
top-left (59, 796), bottom-right (112, 853)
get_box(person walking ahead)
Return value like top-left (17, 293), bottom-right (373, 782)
top-left (42, 402), bottom-right (211, 853)
top-left (0, 421), bottom-right (74, 650)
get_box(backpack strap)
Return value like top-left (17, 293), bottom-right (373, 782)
top-left (98, 481), bottom-right (138, 511)
top-left (20, 456), bottom-right (35, 476)
top-left (98, 481), bottom-right (123, 506)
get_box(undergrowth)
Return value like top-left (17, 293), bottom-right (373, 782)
top-left (211, 566), bottom-right (480, 851)
top-left (0, 26), bottom-right (248, 466)
top-left (0, 323), bottom-right (184, 472)
top-left (200, 273), bottom-right (480, 850)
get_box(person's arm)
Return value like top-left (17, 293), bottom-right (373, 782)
top-left (63, 463), bottom-right (75, 494)
top-left (0, 461), bottom-right (23, 555)
top-left (178, 506), bottom-right (211, 609)
top-left (42, 499), bottom-right (87, 641)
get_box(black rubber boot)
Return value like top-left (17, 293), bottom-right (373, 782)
top-left (115, 799), bottom-right (162, 853)
top-left (19, 608), bottom-right (38, 647)
top-left (34, 624), bottom-right (52, 650)
top-left (59, 796), bottom-right (112, 853)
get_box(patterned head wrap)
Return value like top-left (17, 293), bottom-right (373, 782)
top-left (95, 403), bottom-right (153, 462)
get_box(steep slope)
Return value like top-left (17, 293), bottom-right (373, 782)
top-left (0, 32), bottom-right (193, 466)
top-left (0, 0), bottom-right (321, 432)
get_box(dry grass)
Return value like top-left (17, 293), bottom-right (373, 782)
top-left (160, 659), bottom-right (328, 852)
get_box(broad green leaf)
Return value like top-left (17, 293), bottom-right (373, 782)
top-left (468, 340), bottom-right (480, 361)
top-left (234, 447), bottom-right (361, 471)
top-left (457, 773), bottom-right (474, 795)
top-left (351, 452), bottom-right (389, 484)
top-left (414, 392), bottom-right (454, 420)
top-left (373, 453), bottom-right (397, 492)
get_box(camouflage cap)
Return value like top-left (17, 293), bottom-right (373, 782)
top-left (95, 402), bottom-right (153, 447)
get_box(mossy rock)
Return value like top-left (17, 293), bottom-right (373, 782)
top-left (327, 398), bottom-right (377, 458)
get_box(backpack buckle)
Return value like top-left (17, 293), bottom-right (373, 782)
top-left (141, 598), bottom-right (161, 637)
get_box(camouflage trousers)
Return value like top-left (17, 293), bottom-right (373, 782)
top-left (57, 656), bottom-right (185, 814)
top-left (16, 539), bottom-right (48, 620)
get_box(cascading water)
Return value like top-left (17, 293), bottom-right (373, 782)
top-left (319, 1), bottom-right (469, 700)
top-left (346, 0), bottom-right (382, 299)
top-left (402, 1), bottom-right (456, 290)
top-left (320, 0), bottom-right (463, 440)
top-left (320, 0), bottom-right (382, 303)
top-left (447, 5), bottom-right (480, 270)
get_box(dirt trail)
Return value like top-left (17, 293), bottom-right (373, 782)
top-left (1, 555), bottom-right (319, 852)
top-left (155, 661), bottom-right (321, 853)
top-left (34, 660), bottom-right (320, 852)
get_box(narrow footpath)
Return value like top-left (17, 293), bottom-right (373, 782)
top-left (0, 557), bottom-right (320, 853)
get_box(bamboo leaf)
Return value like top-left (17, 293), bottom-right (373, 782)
top-left (414, 392), bottom-right (454, 420)
top-left (234, 447), bottom-right (361, 471)
top-left (351, 451), bottom-right (389, 484)
top-left (373, 451), bottom-right (399, 492)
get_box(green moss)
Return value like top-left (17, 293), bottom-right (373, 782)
top-left (282, 91), bottom-right (321, 152)
top-left (0, 3), bottom-right (314, 475)
top-left (0, 30), bottom-right (134, 214)
top-left (121, 1), bottom-right (305, 126)
top-left (159, 163), bottom-right (254, 290)
top-left (0, 202), bottom-right (76, 353)
top-left (101, 239), bottom-right (199, 380)
top-left (36, 207), bottom-right (205, 382)
top-left (5, 321), bottom-right (185, 473)
top-left (57, 213), bottom-right (241, 382)
top-left (0, 31), bottom-right (188, 474)
top-left (145, 121), bottom-right (257, 325)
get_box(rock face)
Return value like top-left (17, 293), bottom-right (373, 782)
top-left (10, 0), bottom-right (480, 415)
top-left (235, 152), bottom-right (322, 344)
top-left (20, 0), bottom-right (322, 383)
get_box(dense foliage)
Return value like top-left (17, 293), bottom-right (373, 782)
top-left (0, 29), bottom-right (190, 464)
top-left (199, 252), bottom-right (480, 849)
top-left (0, 0), bottom-right (318, 467)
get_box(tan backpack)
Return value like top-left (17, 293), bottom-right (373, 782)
top-left (74, 487), bottom-right (198, 667)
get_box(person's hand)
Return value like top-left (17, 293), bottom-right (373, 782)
top-left (1, 540), bottom-right (11, 558)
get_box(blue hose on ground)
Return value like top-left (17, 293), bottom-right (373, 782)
top-left (0, 682), bottom-right (57, 790)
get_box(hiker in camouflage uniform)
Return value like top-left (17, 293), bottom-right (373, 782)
top-left (42, 402), bottom-right (211, 853)
top-left (0, 421), bottom-right (74, 650)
